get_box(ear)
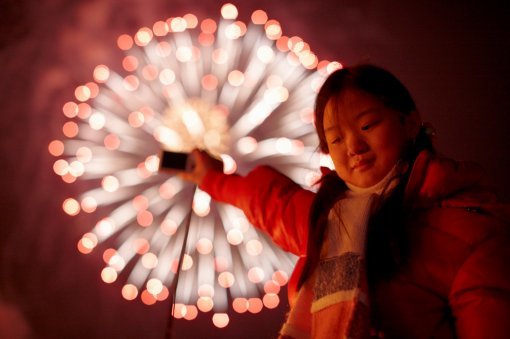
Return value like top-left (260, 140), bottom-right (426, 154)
top-left (404, 110), bottom-right (422, 139)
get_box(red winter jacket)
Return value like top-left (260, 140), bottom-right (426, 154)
top-left (200, 151), bottom-right (510, 338)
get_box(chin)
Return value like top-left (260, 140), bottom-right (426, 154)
top-left (352, 174), bottom-right (381, 188)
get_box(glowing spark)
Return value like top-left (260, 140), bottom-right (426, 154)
top-left (50, 2), bottom-right (341, 327)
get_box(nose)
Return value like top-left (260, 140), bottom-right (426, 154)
top-left (345, 132), bottom-right (369, 156)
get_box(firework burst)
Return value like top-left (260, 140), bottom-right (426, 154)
top-left (48, 3), bottom-right (340, 327)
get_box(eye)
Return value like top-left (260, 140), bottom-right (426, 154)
top-left (361, 120), bottom-right (380, 131)
top-left (330, 136), bottom-right (343, 145)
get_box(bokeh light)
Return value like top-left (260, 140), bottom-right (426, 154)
top-left (212, 313), bottom-right (229, 328)
top-left (51, 3), bottom-right (341, 327)
top-left (232, 297), bottom-right (249, 313)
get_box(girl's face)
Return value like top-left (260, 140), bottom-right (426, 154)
top-left (323, 88), bottom-right (419, 188)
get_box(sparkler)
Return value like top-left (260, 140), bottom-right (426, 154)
top-left (49, 3), bottom-right (340, 327)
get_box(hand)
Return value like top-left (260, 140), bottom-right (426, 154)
top-left (177, 149), bottom-right (224, 186)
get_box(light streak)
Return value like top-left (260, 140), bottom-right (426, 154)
top-left (49, 3), bottom-right (342, 327)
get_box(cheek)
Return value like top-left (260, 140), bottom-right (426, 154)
top-left (371, 128), bottom-right (408, 160)
top-left (329, 149), bottom-right (349, 170)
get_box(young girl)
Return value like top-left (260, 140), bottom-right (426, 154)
top-left (179, 64), bottom-right (510, 338)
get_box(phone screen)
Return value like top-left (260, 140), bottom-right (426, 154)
top-left (160, 151), bottom-right (189, 170)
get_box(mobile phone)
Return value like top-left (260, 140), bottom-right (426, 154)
top-left (159, 150), bottom-right (190, 171)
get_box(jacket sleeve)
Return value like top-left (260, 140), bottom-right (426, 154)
top-left (449, 230), bottom-right (510, 338)
top-left (199, 166), bottom-right (315, 256)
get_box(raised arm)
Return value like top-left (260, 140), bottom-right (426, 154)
top-left (178, 149), bottom-right (314, 255)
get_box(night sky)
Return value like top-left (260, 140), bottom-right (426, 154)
top-left (1, 1), bottom-right (509, 338)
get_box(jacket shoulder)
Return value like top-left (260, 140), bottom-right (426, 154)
top-left (405, 151), bottom-right (510, 224)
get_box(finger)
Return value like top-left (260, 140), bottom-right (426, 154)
top-left (191, 148), bottom-right (204, 167)
top-left (176, 171), bottom-right (195, 183)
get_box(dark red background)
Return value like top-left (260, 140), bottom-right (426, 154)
top-left (1, 1), bottom-right (509, 338)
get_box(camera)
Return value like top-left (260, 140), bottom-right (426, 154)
top-left (159, 150), bottom-right (191, 171)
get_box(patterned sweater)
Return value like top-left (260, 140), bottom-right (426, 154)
top-left (280, 167), bottom-right (401, 339)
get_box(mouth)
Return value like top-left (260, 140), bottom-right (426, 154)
top-left (352, 158), bottom-right (375, 171)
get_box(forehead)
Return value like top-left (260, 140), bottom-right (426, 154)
top-left (323, 89), bottom-right (383, 128)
